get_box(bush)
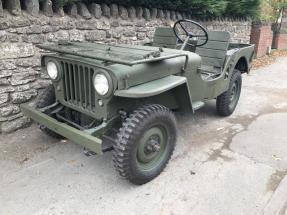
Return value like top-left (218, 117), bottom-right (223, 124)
top-left (51, 0), bottom-right (79, 7)
top-left (225, 0), bottom-right (261, 18)
top-left (81, 0), bottom-right (229, 17)
top-left (53, 0), bottom-right (261, 18)
top-left (254, 0), bottom-right (287, 22)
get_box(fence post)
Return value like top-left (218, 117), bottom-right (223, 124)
top-left (272, 9), bottom-right (287, 50)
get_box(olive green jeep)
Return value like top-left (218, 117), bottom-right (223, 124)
top-left (21, 20), bottom-right (255, 185)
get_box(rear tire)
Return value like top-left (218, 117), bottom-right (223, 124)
top-left (216, 69), bottom-right (242, 116)
top-left (35, 85), bottom-right (63, 139)
top-left (113, 104), bottom-right (177, 185)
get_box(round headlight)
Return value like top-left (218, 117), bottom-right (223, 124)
top-left (93, 73), bottom-right (109, 96)
top-left (47, 61), bottom-right (58, 80)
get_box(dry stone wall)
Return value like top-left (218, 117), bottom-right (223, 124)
top-left (0, 3), bottom-right (252, 133)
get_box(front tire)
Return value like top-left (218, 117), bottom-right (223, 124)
top-left (113, 104), bottom-right (177, 185)
top-left (35, 85), bottom-right (63, 139)
top-left (216, 69), bottom-right (242, 116)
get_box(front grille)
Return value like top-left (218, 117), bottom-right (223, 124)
top-left (61, 61), bottom-right (96, 111)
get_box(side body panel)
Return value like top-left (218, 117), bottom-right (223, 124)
top-left (112, 44), bottom-right (254, 111)
top-left (188, 44), bottom-right (255, 101)
top-left (41, 43), bottom-right (254, 121)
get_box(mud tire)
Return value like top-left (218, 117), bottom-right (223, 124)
top-left (113, 104), bottom-right (177, 185)
top-left (216, 69), bottom-right (242, 116)
top-left (35, 85), bottom-right (63, 139)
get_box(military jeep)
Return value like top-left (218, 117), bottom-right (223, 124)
top-left (21, 20), bottom-right (255, 185)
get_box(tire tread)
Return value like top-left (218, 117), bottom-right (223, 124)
top-left (216, 70), bottom-right (242, 117)
top-left (113, 104), bottom-right (176, 185)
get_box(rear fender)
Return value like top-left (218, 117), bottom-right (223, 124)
top-left (228, 44), bottom-right (255, 76)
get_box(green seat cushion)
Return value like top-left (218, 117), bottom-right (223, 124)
top-left (196, 31), bottom-right (231, 68)
top-left (152, 27), bottom-right (178, 48)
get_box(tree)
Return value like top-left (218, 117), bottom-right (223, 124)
top-left (271, 0), bottom-right (287, 21)
top-left (271, 0), bottom-right (287, 31)
top-left (256, 0), bottom-right (287, 27)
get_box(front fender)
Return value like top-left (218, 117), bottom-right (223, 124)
top-left (114, 75), bottom-right (187, 98)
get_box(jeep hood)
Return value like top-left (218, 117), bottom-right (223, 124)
top-left (38, 42), bottom-right (189, 66)
top-left (39, 42), bottom-right (201, 90)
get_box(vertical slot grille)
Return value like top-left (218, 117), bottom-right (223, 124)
top-left (61, 61), bottom-right (95, 111)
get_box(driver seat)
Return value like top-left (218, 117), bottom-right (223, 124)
top-left (151, 27), bottom-right (196, 51)
top-left (195, 31), bottom-right (231, 80)
top-left (152, 27), bottom-right (178, 49)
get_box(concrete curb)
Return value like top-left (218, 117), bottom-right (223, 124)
top-left (264, 176), bottom-right (287, 215)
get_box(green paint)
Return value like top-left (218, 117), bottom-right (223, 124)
top-left (136, 125), bottom-right (168, 171)
top-left (21, 104), bottom-right (103, 154)
top-left (25, 24), bottom-right (255, 154)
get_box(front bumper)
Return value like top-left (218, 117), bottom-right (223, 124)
top-left (21, 104), bottom-right (103, 154)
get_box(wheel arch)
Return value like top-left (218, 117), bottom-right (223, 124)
top-left (168, 83), bottom-right (193, 111)
top-left (234, 57), bottom-right (249, 74)
top-left (114, 76), bottom-right (193, 111)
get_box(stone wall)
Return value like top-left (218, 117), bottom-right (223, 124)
top-left (0, 3), bottom-right (252, 133)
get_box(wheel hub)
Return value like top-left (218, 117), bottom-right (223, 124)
top-left (136, 126), bottom-right (168, 170)
top-left (230, 83), bottom-right (237, 102)
top-left (145, 136), bottom-right (161, 153)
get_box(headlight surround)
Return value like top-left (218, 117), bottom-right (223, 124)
top-left (93, 73), bottom-right (110, 96)
top-left (47, 61), bottom-right (59, 80)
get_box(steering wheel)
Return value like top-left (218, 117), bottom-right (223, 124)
top-left (173, 19), bottom-right (209, 50)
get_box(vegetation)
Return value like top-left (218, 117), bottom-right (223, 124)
top-left (52, 0), bottom-right (262, 18)
top-left (257, 0), bottom-right (287, 22)
top-left (271, 0), bottom-right (287, 23)
top-left (51, 0), bottom-right (79, 8)
top-left (225, 0), bottom-right (261, 18)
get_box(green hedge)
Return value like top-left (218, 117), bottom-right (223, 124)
top-left (51, 0), bottom-right (79, 8)
top-left (225, 0), bottom-right (261, 17)
top-left (53, 0), bottom-right (261, 18)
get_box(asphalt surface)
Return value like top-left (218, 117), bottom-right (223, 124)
top-left (0, 57), bottom-right (287, 215)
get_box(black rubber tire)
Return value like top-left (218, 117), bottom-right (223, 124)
top-left (113, 104), bottom-right (177, 185)
top-left (216, 69), bottom-right (242, 116)
top-left (35, 85), bottom-right (63, 139)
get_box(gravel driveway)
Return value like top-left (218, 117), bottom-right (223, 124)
top-left (1, 57), bottom-right (287, 215)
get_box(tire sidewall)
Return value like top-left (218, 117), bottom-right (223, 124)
top-left (113, 105), bottom-right (177, 185)
top-left (129, 114), bottom-right (176, 180)
top-left (35, 85), bottom-right (63, 139)
top-left (36, 85), bottom-right (56, 108)
top-left (227, 70), bottom-right (242, 112)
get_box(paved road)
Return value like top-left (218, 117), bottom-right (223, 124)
top-left (1, 57), bottom-right (287, 215)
